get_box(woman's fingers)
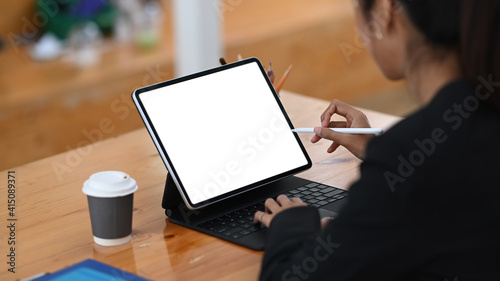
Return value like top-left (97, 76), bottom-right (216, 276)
top-left (311, 134), bottom-right (322, 143)
top-left (321, 100), bottom-right (369, 128)
top-left (314, 127), bottom-right (349, 143)
top-left (290, 196), bottom-right (305, 205)
top-left (275, 194), bottom-right (306, 208)
top-left (321, 100), bottom-right (358, 126)
top-left (314, 126), bottom-right (371, 159)
top-left (328, 121), bottom-right (348, 128)
top-left (275, 194), bottom-right (292, 206)
top-left (311, 121), bottom-right (347, 143)
top-left (254, 195), bottom-right (307, 227)
top-left (253, 210), bottom-right (271, 226)
top-left (264, 197), bottom-right (281, 214)
top-left (312, 100), bottom-right (373, 159)
top-left (320, 217), bottom-right (334, 230)
top-left (327, 142), bottom-right (341, 154)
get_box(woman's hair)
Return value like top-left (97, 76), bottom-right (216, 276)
top-left (461, 0), bottom-right (500, 85)
top-left (360, 0), bottom-right (499, 104)
top-left (360, 0), bottom-right (462, 47)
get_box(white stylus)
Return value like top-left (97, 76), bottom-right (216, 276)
top-left (291, 128), bottom-right (383, 134)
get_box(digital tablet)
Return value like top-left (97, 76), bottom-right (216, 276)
top-left (132, 58), bottom-right (311, 209)
top-left (34, 259), bottom-right (150, 281)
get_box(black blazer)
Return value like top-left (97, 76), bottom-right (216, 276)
top-left (259, 79), bottom-right (500, 281)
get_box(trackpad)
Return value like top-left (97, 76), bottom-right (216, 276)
top-left (318, 208), bottom-right (337, 219)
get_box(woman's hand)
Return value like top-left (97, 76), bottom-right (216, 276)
top-left (253, 195), bottom-right (334, 230)
top-left (253, 195), bottom-right (306, 227)
top-left (311, 99), bottom-right (373, 160)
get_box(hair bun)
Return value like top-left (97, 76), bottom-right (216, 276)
top-left (400, 0), bottom-right (462, 46)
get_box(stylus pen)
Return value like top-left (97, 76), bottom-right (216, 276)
top-left (292, 128), bottom-right (383, 134)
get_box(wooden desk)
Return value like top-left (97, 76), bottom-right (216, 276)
top-left (0, 92), bottom-right (400, 281)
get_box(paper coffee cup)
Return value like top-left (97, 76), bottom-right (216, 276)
top-left (82, 171), bottom-right (138, 246)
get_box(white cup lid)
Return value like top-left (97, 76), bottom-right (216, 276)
top-left (82, 171), bottom-right (138, 198)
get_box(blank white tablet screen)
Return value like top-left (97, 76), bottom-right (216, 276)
top-left (139, 61), bottom-right (308, 205)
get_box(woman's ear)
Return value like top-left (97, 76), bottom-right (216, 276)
top-left (363, 0), bottom-right (408, 80)
top-left (367, 0), bottom-right (399, 40)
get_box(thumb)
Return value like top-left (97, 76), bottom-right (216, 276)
top-left (320, 217), bottom-right (334, 230)
top-left (314, 127), bottom-right (348, 144)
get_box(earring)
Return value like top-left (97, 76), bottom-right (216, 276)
top-left (376, 32), bottom-right (383, 40)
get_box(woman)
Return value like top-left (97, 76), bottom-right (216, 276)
top-left (254, 0), bottom-right (500, 280)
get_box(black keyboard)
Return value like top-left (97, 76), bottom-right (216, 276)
top-left (197, 183), bottom-right (347, 240)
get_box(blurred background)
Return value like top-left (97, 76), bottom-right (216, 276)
top-left (0, 0), bottom-right (417, 171)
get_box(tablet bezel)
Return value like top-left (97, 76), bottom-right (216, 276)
top-left (132, 57), bottom-right (312, 209)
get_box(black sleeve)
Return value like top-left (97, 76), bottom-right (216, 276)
top-left (259, 137), bottom-right (429, 281)
top-left (259, 81), bottom-right (500, 280)
top-left (259, 206), bottom-right (322, 281)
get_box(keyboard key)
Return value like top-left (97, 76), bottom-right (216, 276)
top-left (215, 227), bottom-right (229, 233)
top-left (224, 227), bottom-right (243, 236)
top-left (198, 223), bottom-right (209, 229)
top-left (320, 187), bottom-right (335, 193)
top-left (248, 225), bottom-right (260, 232)
top-left (240, 230), bottom-right (251, 236)
top-left (325, 189), bottom-right (344, 197)
top-left (196, 185), bottom-right (346, 243)
top-left (317, 200), bottom-right (329, 206)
